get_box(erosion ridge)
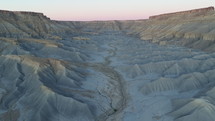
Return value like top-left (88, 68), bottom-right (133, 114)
top-left (0, 10), bottom-right (49, 18)
top-left (149, 6), bottom-right (214, 20)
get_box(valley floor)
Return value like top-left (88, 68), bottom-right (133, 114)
top-left (0, 31), bottom-right (215, 121)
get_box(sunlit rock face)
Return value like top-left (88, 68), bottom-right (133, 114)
top-left (0, 7), bottom-right (215, 121)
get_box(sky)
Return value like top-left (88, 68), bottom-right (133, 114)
top-left (1, 0), bottom-right (215, 21)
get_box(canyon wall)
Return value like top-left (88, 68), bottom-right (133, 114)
top-left (0, 7), bottom-right (215, 52)
top-left (53, 6), bottom-right (215, 52)
top-left (0, 10), bottom-right (77, 39)
top-left (129, 7), bottom-right (215, 52)
top-left (149, 6), bottom-right (214, 20)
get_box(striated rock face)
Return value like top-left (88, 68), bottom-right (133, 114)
top-left (127, 7), bottom-right (215, 52)
top-left (0, 10), bottom-right (132, 39)
top-left (0, 10), bottom-right (78, 39)
top-left (0, 10), bottom-right (50, 18)
top-left (149, 6), bottom-right (214, 20)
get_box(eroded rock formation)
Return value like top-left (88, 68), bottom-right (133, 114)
top-left (129, 7), bottom-right (215, 52)
top-left (149, 6), bottom-right (214, 20)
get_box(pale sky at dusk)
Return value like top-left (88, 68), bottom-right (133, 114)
top-left (1, 0), bottom-right (215, 21)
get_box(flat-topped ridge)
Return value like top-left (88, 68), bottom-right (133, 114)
top-left (149, 6), bottom-right (214, 19)
top-left (0, 10), bottom-right (50, 19)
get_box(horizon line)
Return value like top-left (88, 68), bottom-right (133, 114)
top-left (0, 6), bottom-right (213, 21)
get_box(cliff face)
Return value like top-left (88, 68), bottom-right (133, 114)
top-left (128, 7), bottom-right (215, 52)
top-left (149, 7), bottom-right (214, 20)
top-left (58, 20), bottom-right (137, 33)
top-left (0, 10), bottom-right (75, 38)
top-left (0, 10), bottom-right (128, 39)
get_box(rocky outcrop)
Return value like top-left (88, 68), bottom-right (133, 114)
top-left (149, 7), bottom-right (214, 20)
top-left (0, 10), bottom-right (77, 39)
top-left (127, 7), bottom-right (215, 52)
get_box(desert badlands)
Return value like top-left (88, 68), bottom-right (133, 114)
top-left (0, 7), bottom-right (215, 121)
